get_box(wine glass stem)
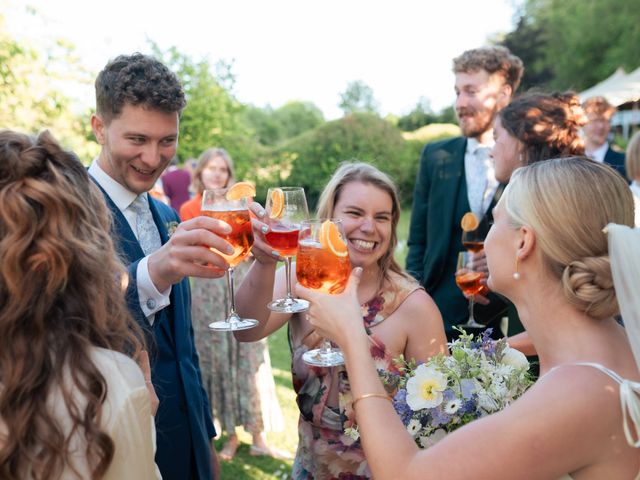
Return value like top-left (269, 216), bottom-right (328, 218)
top-left (468, 297), bottom-right (475, 323)
top-left (226, 267), bottom-right (238, 323)
top-left (284, 256), bottom-right (294, 300)
top-left (323, 340), bottom-right (332, 353)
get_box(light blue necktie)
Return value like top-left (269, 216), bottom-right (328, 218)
top-left (467, 146), bottom-right (491, 218)
top-left (129, 194), bottom-right (162, 255)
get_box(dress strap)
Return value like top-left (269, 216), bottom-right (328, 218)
top-left (551, 362), bottom-right (640, 448)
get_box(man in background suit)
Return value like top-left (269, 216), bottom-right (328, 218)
top-left (406, 46), bottom-right (524, 340)
top-left (89, 53), bottom-right (233, 480)
top-left (582, 96), bottom-right (627, 179)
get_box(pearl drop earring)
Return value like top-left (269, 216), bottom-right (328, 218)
top-left (513, 257), bottom-right (521, 280)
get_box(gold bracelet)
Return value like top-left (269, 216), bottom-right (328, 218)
top-left (352, 392), bottom-right (391, 408)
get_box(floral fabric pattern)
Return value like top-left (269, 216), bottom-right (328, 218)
top-left (290, 274), bottom-right (421, 479)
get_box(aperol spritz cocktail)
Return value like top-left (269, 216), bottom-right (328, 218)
top-left (297, 219), bottom-right (351, 367)
top-left (265, 187), bottom-right (310, 313)
top-left (455, 251), bottom-right (486, 328)
top-left (201, 208), bottom-right (254, 266)
top-left (201, 187), bottom-right (258, 331)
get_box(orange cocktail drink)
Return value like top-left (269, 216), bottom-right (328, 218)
top-left (201, 208), bottom-right (254, 267)
top-left (265, 226), bottom-right (300, 257)
top-left (201, 184), bottom-right (259, 332)
top-left (297, 219), bottom-right (350, 367)
top-left (297, 240), bottom-right (351, 294)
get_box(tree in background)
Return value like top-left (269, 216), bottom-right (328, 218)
top-left (338, 80), bottom-right (379, 116)
top-left (152, 44), bottom-right (251, 163)
top-left (397, 98), bottom-right (458, 132)
top-left (0, 11), bottom-right (97, 161)
top-left (501, 0), bottom-right (640, 92)
top-left (243, 101), bottom-right (325, 147)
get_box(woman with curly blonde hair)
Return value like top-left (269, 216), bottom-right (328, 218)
top-left (0, 130), bottom-right (158, 479)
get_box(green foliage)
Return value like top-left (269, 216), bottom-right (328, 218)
top-left (247, 113), bottom-right (422, 208)
top-left (0, 11), bottom-right (97, 161)
top-left (243, 101), bottom-right (325, 147)
top-left (338, 80), bottom-right (379, 116)
top-left (152, 44), bottom-right (250, 162)
top-left (397, 99), bottom-right (459, 132)
top-left (503, 0), bottom-right (640, 92)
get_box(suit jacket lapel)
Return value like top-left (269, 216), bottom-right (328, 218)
top-left (92, 180), bottom-right (145, 262)
top-left (436, 137), bottom-right (467, 258)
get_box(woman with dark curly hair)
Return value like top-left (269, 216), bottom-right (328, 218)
top-left (492, 91), bottom-right (586, 183)
top-left (0, 130), bottom-right (158, 479)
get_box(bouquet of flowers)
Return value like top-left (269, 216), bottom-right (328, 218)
top-left (348, 329), bottom-right (534, 447)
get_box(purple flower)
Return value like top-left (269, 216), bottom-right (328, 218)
top-left (430, 406), bottom-right (452, 427)
top-left (460, 379), bottom-right (476, 399)
top-left (393, 389), bottom-right (413, 425)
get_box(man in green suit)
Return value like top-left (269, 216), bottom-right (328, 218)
top-left (406, 46), bottom-right (524, 340)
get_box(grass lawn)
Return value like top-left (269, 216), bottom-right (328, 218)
top-left (219, 208), bottom-right (413, 478)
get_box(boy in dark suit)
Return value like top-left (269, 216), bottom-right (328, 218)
top-left (406, 46), bottom-right (524, 340)
top-left (582, 96), bottom-right (627, 179)
top-left (89, 53), bottom-right (238, 480)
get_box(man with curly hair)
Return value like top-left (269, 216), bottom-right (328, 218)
top-left (89, 53), bottom-right (227, 480)
top-left (406, 46), bottom-right (524, 340)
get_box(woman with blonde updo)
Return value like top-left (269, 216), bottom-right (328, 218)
top-left (296, 157), bottom-right (640, 479)
top-left (492, 91), bottom-right (586, 183)
top-left (0, 131), bottom-right (158, 479)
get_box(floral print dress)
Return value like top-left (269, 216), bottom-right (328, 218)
top-left (290, 274), bottom-right (422, 479)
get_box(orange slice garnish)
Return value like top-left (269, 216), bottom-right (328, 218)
top-left (460, 212), bottom-right (480, 232)
top-left (320, 220), bottom-right (349, 257)
top-left (268, 188), bottom-right (285, 219)
top-left (226, 181), bottom-right (256, 201)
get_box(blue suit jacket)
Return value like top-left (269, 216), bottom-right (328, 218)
top-left (604, 146), bottom-right (627, 180)
top-left (98, 187), bottom-right (216, 480)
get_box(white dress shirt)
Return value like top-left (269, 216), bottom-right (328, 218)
top-left (465, 137), bottom-right (499, 218)
top-left (586, 142), bottom-right (608, 164)
top-left (89, 160), bottom-right (171, 324)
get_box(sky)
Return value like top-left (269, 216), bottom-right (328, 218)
top-left (5, 0), bottom-right (519, 120)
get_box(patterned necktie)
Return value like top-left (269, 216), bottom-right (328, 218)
top-left (467, 146), bottom-right (491, 219)
top-left (129, 194), bottom-right (162, 255)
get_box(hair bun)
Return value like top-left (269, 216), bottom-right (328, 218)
top-left (562, 256), bottom-right (618, 319)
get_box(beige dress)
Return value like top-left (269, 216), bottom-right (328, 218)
top-left (17, 348), bottom-right (159, 479)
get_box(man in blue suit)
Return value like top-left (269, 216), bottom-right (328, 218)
top-left (582, 96), bottom-right (627, 179)
top-left (89, 53), bottom-right (234, 480)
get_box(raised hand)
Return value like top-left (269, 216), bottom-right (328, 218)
top-left (295, 267), bottom-right (365, 349)
top-left (147, 216), bottom-right (234, 292)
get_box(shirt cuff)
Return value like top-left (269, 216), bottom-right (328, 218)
top-left (137, 256), bottom-right (171, 324)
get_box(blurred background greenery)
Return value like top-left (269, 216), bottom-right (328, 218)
top-left (5, 0), bottom-right (638, 212)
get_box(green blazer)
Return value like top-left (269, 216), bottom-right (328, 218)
top-left (406, 136), bottom-right (509, 338)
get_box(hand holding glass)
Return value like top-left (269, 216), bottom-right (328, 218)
top-left (265, 187), bottom-right (310, 314)
top-left (296, 219), bottom-right (351, 367)
top-left (201, 188), bottom-right (258, 331)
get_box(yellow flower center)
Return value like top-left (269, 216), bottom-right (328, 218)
top-left (420, 380), bottom-right (440, 400)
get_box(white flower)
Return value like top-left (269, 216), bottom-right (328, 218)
top-left (478, 391), bottom-right (499, 412)
top-left (444, 399), bottom-right (462, 414)
top-left (406, 365), bottom-right (448, 410)
top-left (406, 419), bottom-right (421, 437)
top-left (344, 426), bottom-right (360, 441)
top-left (501, 346), bottom-right (529, 370)
top-left (419, 428), bottom-right (447, 448)
top-left (490, 380), bottom-right (508, 399)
